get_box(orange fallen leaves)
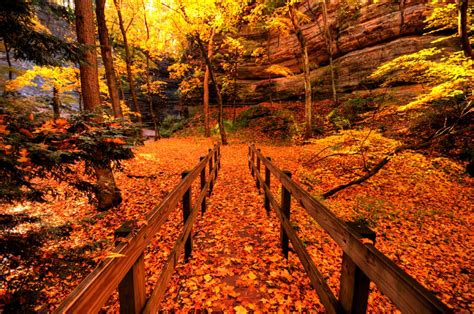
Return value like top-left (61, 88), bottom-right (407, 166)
top-left (1, 137), bottom-right (472, 312)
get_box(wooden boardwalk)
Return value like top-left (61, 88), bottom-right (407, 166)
top-left (55, 143), bottom-right (451, 313)
top-left (160, 145), bottom-right (322, 311)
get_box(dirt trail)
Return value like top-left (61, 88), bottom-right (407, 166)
top-left (160, 144), bottom-right (322, 312)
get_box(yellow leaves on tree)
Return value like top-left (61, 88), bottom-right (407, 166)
top-left (6, 66), bottom-right (79, 94)
top-left (370, 48), bottom-right (473, 110)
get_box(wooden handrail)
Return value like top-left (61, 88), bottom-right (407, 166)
top-left (55, 144), bottom-right (221, 313)
top-left (248, 144), bottom-right (451, 314)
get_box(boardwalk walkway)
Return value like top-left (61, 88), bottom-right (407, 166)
top-left (160, 145), bottom-right (322, 312)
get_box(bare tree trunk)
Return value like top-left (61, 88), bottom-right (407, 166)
top-left (113, 0), bottom-right (142, 122)
top-left (203, 30), bottom-right (215, 137)
top-left (52, 86), bottom-right (61, 120)
top-left (321, 0), bottom-right (337, 103)
top-left (96, 0), bottom-right (122, 118)
top-left (458, 0), bottom-right (473, 59)
top-left (196, 36), bottom-right (228, 145)
top-left (290, 5), bottom-right (312, 139)
top-left (4, 40), bottom-right (13, 81)
top-left (141, 0), bottom-right (159, 140)
top-left (74, 0), bottom-right (122, 211)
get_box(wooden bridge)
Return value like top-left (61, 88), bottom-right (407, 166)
top-left (55, 143), bottom-right (451, 313)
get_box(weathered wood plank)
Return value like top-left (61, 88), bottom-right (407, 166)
top-left (264, 157), bottom-right (271, 215)
top-left (252, 164), bottom-right (342, 314)
top-left (200, 157), bottom-right (206, 215)
top-left (118, 254), bottom-right (146, 314)
top-left (280, 170), bottom-right (291, 259)
top-left (143, 164), bottom-right (218, 313)
top-left (251, 146), bottom-right (451, 313)
top-left (182, 171), bottom-right (192, 261)
top-left (339, 222), bottom-right (376, 314)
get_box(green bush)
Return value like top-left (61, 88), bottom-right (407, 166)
top-left (328, 96), bottom-right (380, 130)
top-left (235, 105), bottom-right (272, 127)
top-left (159, 115), bottom-right (186, 138)
top-left (211, 120), bottom-right (238, 135)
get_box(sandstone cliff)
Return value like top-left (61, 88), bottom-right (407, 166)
top-left (236, 0), bottom-right (455, 103)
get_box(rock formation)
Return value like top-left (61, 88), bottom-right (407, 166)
top-left (236, 0), bottom-right (455, 103)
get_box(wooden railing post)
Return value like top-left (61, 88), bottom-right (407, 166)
top-left (200, 157), bottom-right (206, 215)
top-left (214, 147), bottom-right (218, 172)
top-left (208, 149), bottom-right (214, 194)
top-left (281, 170), bottom-right (292, 259)
top-left (339, 222), bottom-right (376, 314)
top-left (251, 147), bottom-right (255, 177)
top-left (182, 171), bottom-right (192, 262)
top-left (256, 149), bottom-right (261, 192)
top-left (248, 146), bottom-right (251, 170)
top-left (115, 222), bottom-right (145, 314)
top-left (264, 157), bottom-right (271, 215)
top-left (217, 144), bottom-right (221, 169)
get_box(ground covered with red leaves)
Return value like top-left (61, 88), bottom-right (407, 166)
top-left (1, 135), bottom-right (473, 312)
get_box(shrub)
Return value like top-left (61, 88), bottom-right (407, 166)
top-left (0, 102), bottom-right (141, 202)
top-left (235, 105), bottom-right (272, 127)
top-left (159, 115), bottom-right (186, 138)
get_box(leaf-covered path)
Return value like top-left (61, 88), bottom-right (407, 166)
top-left (160, 144), bottom-right (322, 312)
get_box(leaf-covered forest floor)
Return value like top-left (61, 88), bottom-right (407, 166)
top-left (1, 133), bottom-right (473, 312)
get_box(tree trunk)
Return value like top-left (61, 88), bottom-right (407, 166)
top-left (74, 0), bottom-right (122, 211)
top-left (290, 6), bottom-right (312, 139)
top-left (52, 86), bottom-right (61, 120)
top-left (113, 0), bottom-right (142, 122)
top-left (4, 40), bottom-right (13, 81)
top-left (321, 0), bottom-right (337, 103)
top-left (458, 0), bottom-right (473, 59)
top-left (141, 0), bottom-right (159, 140)
top-left (203, 31), bottom-right (214, 137)
top-left (196, 36), bottom-right (228, 145)
top-left (203, 66), bottom-right (211, 137)
top-left (96, 0), bottom-right (123, 118)
top-left (94, 164), bottom-right (122, 211)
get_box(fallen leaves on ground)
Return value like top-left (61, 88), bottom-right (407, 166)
top-left (1, 134), bottom-right (472, 312)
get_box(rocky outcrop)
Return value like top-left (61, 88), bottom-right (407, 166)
top-left (236, 0), bottom-right (455, 103)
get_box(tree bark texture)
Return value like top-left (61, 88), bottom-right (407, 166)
top-left (203, 31), bottom-right (215, 138)
top-left (114, 0), bottom-right (142, 121)
top-left (74, 0), bottom-right (122, 210)
top-left (458, 0), bottom-right (473, 59)
top-left (96, 0), bottom-right (123, 118)
top-left (196, 36), bottom-right (228, 145)
top-left (141, 0), bottom-right (159, 139)
top-left (52, 86), bottom-right (61, 120)
top-left (74, 0), bottom-right (101, 112)
top-left (4, 40), bottom-right (13, 81)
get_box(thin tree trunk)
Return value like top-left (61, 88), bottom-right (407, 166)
top-left (74, 0), bottom-right (122, 211)
top-left (52, 86), bottom-right (61, 120)
top-left (96, 0), bottom-right (122, 118)
top-left (141, 0), bottom-right (159, 140)
top-left (290, 6), bottom-right (312, 139)
top-left (203, 66), bottom-right (211, 137)
top-left (458, 0), bottom-right (473, 59)
top-left (4, 40), bottom-right (13, 81)
top-left (118, 72), bottom-right (126, 101)
top-left (196, 36), bottom-right (228, 145)
top-left (321, 0), bottom-right (337, 103)
top-left (113, 0), bottom-right (142, 122)
top-left (203, 30), bottom-right (215, 137)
